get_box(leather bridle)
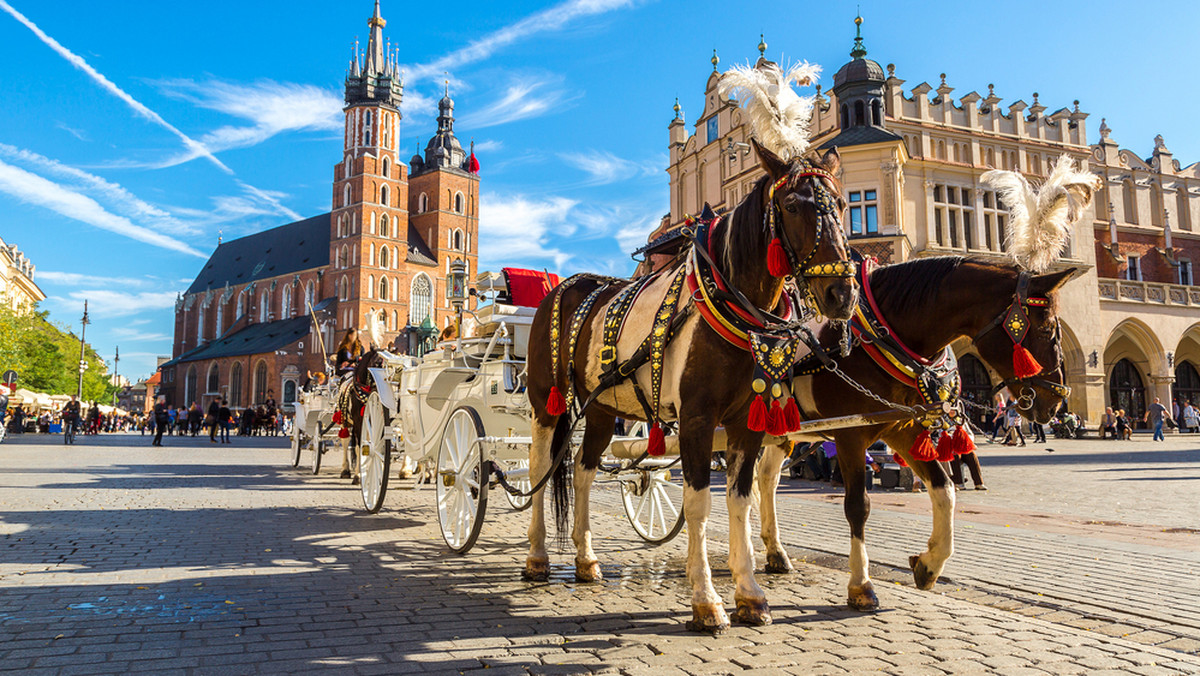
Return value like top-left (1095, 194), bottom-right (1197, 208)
top-left (766, 165), bottom-right (856, 281)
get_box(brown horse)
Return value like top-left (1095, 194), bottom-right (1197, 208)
top-left (755, 256), bottom-right (1074, 611)
top-left (524, 141), bottom-right (857, 633)
top-left (331, 349), bottom-right (386, 483)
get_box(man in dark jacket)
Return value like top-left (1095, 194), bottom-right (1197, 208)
top-left (152, 396), bottom-right (170, 446)
top-left (217, 400), bottom-right (232, 443)
top-left (207, 399), bottom-right (220, 442)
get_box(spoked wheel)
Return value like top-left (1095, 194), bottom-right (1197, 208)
top-left (503, 458), bottom-right (532, 511)
top-left (291, 429), bottom-right (304, 468)
top-left (621, 467), bottom-right (686, 544)
top-left (359, 392), bottom-right (391, 513)
top-left (436, 407), bottom-right (488, 554)
top-left (311, 438), bottom-right (324, 475)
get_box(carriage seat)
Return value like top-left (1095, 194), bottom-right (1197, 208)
top-left (474, 268), bottom-right (560, 358)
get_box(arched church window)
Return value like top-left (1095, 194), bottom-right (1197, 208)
top-left (378, 276), bottom-right (389, 301)
top-left (380, 246), bottom-right (390, 269)
top-left (840, 104), bottom-right (849, 129)
top-left (380, 214), bottom-right (389, 238)
top-left (853, 100), bottom-right (864, 127)
top-left (344, 183), bottom-right (351, 208)
top-left (305, 281), bottom-right (315, 311)
top-left (418, 192), bottom-right (428, 213)
top-left (455, 192), bottom-right (465, 214)
top-left (364, 110), bottom-right (372, 146)
top-left (259, 291), bottom-right (270, 323)
top-left (381, 184), bottom-right (389, 206)
top-left (382, 156), bottom-right (390, 177)
top-left (872, 100), bottom-right (882, 126)
top-left (410, 274), bottom-right (432, 325)
top-left (207, 363), bottom-right (219, 394)
top-left (282, 286), bottom-right (293, 317)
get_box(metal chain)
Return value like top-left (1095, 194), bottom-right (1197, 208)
top-left (823, 357), bottom-right (921, 417)
top-left (840, 319), bottom-right (852, 357)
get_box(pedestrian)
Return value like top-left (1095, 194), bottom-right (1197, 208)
top-left (1100, 407), bottom-right (1117, 439)
top-left (1001, 399), bottom-right (1026, 446)
top-left (1183, 401), bottom-right (1200, 434)
top-left (1144, 397), bottom-right (1171, 442)
top-left (207, 399), bottom-right (220, 443)
top-left (1031, 419), bottom-right (1046, 443)
top-left (218, 399), bottom-right (232, 443)
top-left (152, 395), bottom-right (170, 446)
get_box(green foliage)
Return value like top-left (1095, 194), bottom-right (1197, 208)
top-left (0, 304), bottom-right (118, 402)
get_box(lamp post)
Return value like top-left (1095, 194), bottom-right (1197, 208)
top-left (446, 258), bottom-right (468, 337)
top-left (111, 345), bottom-right (119, 408)
top-left (76, 301), bottom-right (89, 400)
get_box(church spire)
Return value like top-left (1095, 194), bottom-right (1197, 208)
top-left (365, 0), bottom-right (386, 74)
top-left (344, 0), bottom-right (401, 109)
top-left (850, 12), bottom-right (867, 59)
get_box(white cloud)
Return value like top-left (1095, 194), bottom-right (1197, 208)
top-left (36, 271), bottom-right (153, 288)
top-left (405, 0), bottom-right (639, 82)
top-left (478, 193), bottom-right (576, 271)
top-left (614, 213), bottom-right (663, 252)
top-left (559, 150), bottom-right (661, 186)
top-left (110, 327), bottom-right (171, 342)
top-left (472, 140), bottom-right (504, 153)
top-left (459, 76), bottom-right (575, 130)
top-left (65, 290), bottom-right (178, 317)
top-left (0, 159), bottom-right (205, 258)
top-left (56, 122), bottom-right (87, 141)
top-left (152, 79), bottom-right (342, 171)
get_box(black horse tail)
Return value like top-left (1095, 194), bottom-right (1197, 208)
top-left (549, 413), bottom-right (572, 547)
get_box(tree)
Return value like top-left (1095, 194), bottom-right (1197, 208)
top-left (0, 304), bottom-right (118, 402)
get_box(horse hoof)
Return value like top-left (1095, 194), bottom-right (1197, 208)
top-left (522, 558), bottom-right (550, 582)
top-left (351, 476), bottom-right (361, 485)
top-left (574, 559), bottom-right (603, 583)
top-left (731, 598), bottom-right (772, 626)
top-left (764, 552), bottom-right (793, 574)
top-left (847, 584), bottom-right (879, 611)
top-left (910, 555), bottom-right (938, 590)
top-left (339, 469), bottom-right (351, 479)
top-left (686, 604), bottom-right (730, 635)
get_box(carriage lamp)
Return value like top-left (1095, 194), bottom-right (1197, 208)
top-left (447, 258), bottom-right (468, 335)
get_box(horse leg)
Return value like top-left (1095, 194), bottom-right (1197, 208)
top-left (908, 458), bottom-right (955, 590)
top-left (757, 442), bottom-right (793, 574)
top-left (724, 434), bottom-right (770, 626)
top-left (678, 420), bottom-right (728, 634)
top-left (572, 410), bottom-right (615, 582)
top-left (836, 434), bottom-right (877, 611)
top-left (340, 435), bottom-right (352, 480)
top-left (523, 416), bottom-right (557, 581)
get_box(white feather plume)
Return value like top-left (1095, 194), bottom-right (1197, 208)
top-left (368, 310), bottom-right (384, 350)
top-left (980, 154), bottom-right (1102, 272)
top-left (718, 61), bottom-right (821, 162)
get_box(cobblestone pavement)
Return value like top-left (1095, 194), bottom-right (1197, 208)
top-left (1, 433), bottom-right (1199, 675)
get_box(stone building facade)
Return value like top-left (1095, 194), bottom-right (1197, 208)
top-left (666, 20), bottom-right (1200, 425)
top-left (160, 1), bottom-right (479, 411)
top-left (0, 236), bottom-right (44, 313)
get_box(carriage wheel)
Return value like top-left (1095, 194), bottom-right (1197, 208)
top-left (311, 438), bottom-right (323, 475)
top-left (503, 458), bottom-right (532, 511)
top-left (621, 467), bottom-right (685, 544)
top-left (291, 429), bottom-right (304, 468)
top-left (436, 407), bottom-right (489, 554)
top-left (359, 392), bottom-right (391, 514)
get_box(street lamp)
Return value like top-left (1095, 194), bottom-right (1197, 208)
top-left (446, 258), bottom-right (468, 335)
top-left (76, 300), bottom-right (89, 400)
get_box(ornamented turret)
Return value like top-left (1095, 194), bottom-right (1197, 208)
top-left (832, 12), bottom-right (887, 131)
top-left (344, 0), bottom-right (402, 108)
top-left (414, 83), bottom-right (467, 175)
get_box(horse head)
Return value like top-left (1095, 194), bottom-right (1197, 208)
top-left (971, 267), bottom-right (1076, 424)
top-left (754, 139), bottom-right (857, 320)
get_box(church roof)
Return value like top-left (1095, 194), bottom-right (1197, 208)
top-left (160, 314), bottom-right (315, 368)
top-left (185, 213), bottom-right (331, 295)
top-left (405, 224), bottom-right (437, 266)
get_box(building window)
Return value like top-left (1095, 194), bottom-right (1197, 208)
top-left (339, 276), bottom-right (349, 301)
top-left (305, 281), bottom-right (315, 312)
top-left (380, 214), bottom-right (390, 238)
top-left (253, 360), bottom-right (268, 405)
top-left (281, 286), bottom-right (293, 317)
top-left (1174, 361), bottom-right (1200, 406)
top-left (453, 229), bottom-right (463, 250)
top-left (1178, 188), bottom-right (1192, 231)
top-left (1151, 184), bottom-right (1164, 227)
top-left (840, 105), bottom-right (850, 129)
top-left (854, 100), bottom-right (865, 126)
top-left (206, 363), bottom-right (219, 394)
top-left (215, 302), bottom-right (224, 338)
top-left (980, 191), bottom-right (1008, 252)
top-left (933, 184), bottom-right (975, 250)
top-left (185, 365), bottom-right (197, 406)
top-left (382, 156), bottom-right (390, 178)
top-left (344, 184), bottom-right (351, 208)
top-left (197, 303), bottom-right (206, 345)
top-left (283, 379), bottom-right (297, 405)
top-left (418, 192), bottom-right (428, 213)
top-left (236, 290), bottom-right (245, 318)
top-left (871, 100), bottom-right (882, 126)
top-left (706, 116), bottom-right (719, 145)
top-left (381, 184), bottom-right (389, 207)
top-left (230, 362), bottom-right (242, 407)
top-left (259, 291), bottom-right (270, 322)
top-left (1180, 260), bottom-right (1193, 286)
top-left (392, 309), bottom-right (398, 331)
top-left (379, 276), bottom-right (389, 301)
top-left (364, 110), bottom-right (372, 146)
top-left (1126, 255), bottom-right (1142, 281)
top-left (1123, 180), bottom-right (1138, 224)
top-left (410, 274), bottom-right (432, 325)
top-left (847, 190), bottom-right (878, 236)
top-left (455, 192), bottom-right (464, 214)
top-left (379, 246), bottom-right (390, 269)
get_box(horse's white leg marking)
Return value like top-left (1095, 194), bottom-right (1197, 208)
top-left (524, 418), bottom-right (554, 580)
top-left (849, 536), bottom-right (870, 590)
top-left (758, 443), bottom-right (793, 573)
top-left (571, 459), bottom-right (601, 582)
top-left (726, 453), bottom-right (770, 625)
top-left (684, 484), bottom-right (728, 631)
top-left (912, 482), bottom-right (955, 590)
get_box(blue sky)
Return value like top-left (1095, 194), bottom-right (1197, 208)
top-left (1, 0), bottom-right (1197, 381)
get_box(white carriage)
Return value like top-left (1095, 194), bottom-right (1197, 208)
top-left (290, 381), bottom-right (342, 476)
top-left (351, 268), bottom-right (687, 554)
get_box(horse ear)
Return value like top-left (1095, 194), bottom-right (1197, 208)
top-left (1031, 267), bottom-right (1077, 295)
top-left (820, 146), bottom-right (841, 175)
top-left (752, 138), bottom-right (789, 180)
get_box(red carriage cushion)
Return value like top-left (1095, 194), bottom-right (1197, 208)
top-left (502, 268), bottom-right (561, 307)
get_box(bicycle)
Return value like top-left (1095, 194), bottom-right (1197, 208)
top-left (63, 419), bottom-right (76, 445)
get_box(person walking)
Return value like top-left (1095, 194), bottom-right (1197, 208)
top-left (152, 396), bottom-right (170, 446)
top-left (1003, 399), bottom-right (1026, 446)
top-left (207, 399), bottom-right (220, 443)
top-left (1183, 401), bottom-right (1200, 434)
top-left (218, 400), bottom-right (232, 443)
top-left (1144, 397), bottom-right (1171, 442)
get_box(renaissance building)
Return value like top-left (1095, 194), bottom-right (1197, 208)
top-left (665, 19), bottom-right (1200, 425)
top-left (0, 235), bottom-right (44, 313)
top-left (160, 1), bottom-right (480, 411)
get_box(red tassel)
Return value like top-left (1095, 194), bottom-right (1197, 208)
top-left (892, 452), bottom-right (908, 467)
top-left (908, 429), bottom-right (937, 462)
top-left (935, 430), bottom-right (955, 462)
top-left (1012, 343), bottom-right (1043, 379)
top-left (359, 405), bottom-right (366, 417)
top-left (647, 422), bottom-right (666, 457)
top-left (767, 237), bottom-right (790, 277)
top-left (784, 396), bottom-right (802, 432)
top-left (951, 425), bottom-right (976, 456)
top-left (338, 427), bottom-right (349, 439)
top-left (546, 386), bottom-right (567, 416)
top-left (331, 410), bottom-right (343, 425)
top-left (766, 399), bottom-right (788, 437)
top-left (747, 395), bottom-right (768, 432)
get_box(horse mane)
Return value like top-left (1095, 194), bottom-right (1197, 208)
top-left (867, 256), bottom-right (968, 317)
